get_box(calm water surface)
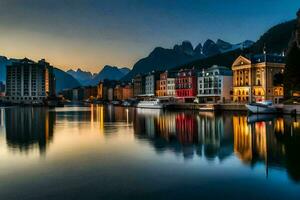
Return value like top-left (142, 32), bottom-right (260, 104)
top-left (0, 105), bottom-right (300, 199)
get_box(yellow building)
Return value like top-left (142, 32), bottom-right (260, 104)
top-left (232, 55), bottom-right (285, 104)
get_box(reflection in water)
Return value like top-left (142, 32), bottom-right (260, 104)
top-left (4, 107), bottom-right (55, 154)
top-left (134, 109), bottom-right (300, 182)
top-left (1, 106), bottom-right (300, 184)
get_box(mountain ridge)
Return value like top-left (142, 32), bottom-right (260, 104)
top-left (122, 39), bottom-right (254, 81)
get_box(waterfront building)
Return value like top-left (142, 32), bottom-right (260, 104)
top-left (108, 88), bottom-right (114, 101)
top-left (156, 71), bottom-right (176, 97)
top-left (175, 69), bottom-right (197, 102)
top-left (5, 58), bottom-right (55, 104)
top-left (72, 87), bottom-right (85, 101)
top-left (167, 76), bottom-right (176, 97)
top-left (97, 80), bottom-right (116, 101)
top-left (114, 85), bottom-right (123, 101)
top-left (197, 65), bottom-right (232, 103)
top-left (133, 74), bottom-right (145, 97)
top-left (232, 55), bottom-right (285, 103)
top-left (83, 86), bottom-right (97, 100)
top-left (145, 72), bottom-right (159, 96)
top-left (122, 84), bottom-right (133, 100)
top-left (156, 72), bottom-right (168, 97)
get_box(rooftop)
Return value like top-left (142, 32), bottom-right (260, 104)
top-left (248, 54), bottom-right (285, 64)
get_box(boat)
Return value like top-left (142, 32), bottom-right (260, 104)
top-left (246, 100), bottom-right (278, 114)
top-left (136, 98), bottom-right (167, 109)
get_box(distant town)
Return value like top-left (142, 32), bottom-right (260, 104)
top-left (0, 9), bottom-right (300, 115)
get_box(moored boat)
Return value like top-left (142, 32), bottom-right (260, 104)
top-left (136, 98), bottom-right (167, 109)
top-left (246, 100), bottom-right (278, 114)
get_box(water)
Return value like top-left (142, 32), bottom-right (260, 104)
top-left (0, 105), bottom-right (300, 200)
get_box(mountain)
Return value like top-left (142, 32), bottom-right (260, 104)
top-left (122, 39), bottom-right (253, 81)
top-left (252, 20), bottom-right (297, 53)
top-left (284, 10), bottom-right (300, 98)
top-left (87, 65), bottom-right (130, 86)
top-left (174, 19), bottom-right (296, 71)
top-left (67, 68), bottom-right (96, 85)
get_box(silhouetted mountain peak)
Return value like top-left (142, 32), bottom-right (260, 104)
top-left (203, 39), bottom-right (221, 57)
top-left (173, 41), bottom-right (194, 56)
top-left (194, 43), bottom-right (203, 55)
top-left (216, 39), bottom-right (233, 50)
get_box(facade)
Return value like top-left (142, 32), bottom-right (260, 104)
top-left (122, 84), bottom-right (133, 100)
top-left (167, 77), bottom-right (176, 97)
top-left (5, 58), bottom-right (55, 104)
top-left (156, 72), bottom-right (168, 97)
top-left (108, 88), bottom-right (114, 101)
top-left (83, 86), bottom-right (97, 100)
top-left (232, 55), bottom-right (285, 104)
top-left (197, 65), bottom-right (233, 103)
top-left (133, 74), bottom-right (144, 97)
top-left (114, 85), bottom-right (123, 101)
top-left (156, 71), bottom-right (176, 97)
top-left (175, 69), bottom-right (197, 102)
top-left (72, 87), bottom-right (85, 101)
top-left (145, 72), bottom-right (159, 96)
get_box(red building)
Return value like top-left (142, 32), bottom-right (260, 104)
top-left (175, 69), bottom-right (197, 102)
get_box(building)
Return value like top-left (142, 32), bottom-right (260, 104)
top-left (83, 86), bottom-right (97, 100)
top-left (97, 80), bottom-right (116, 101)
top-left (167, 72), bottom-right (176, 97)
top-left (232, 55), bottom-right (285, 104)
top-left (197, 65), bottom-right (233, 103)
top-left (0, 81), bottom-right (5, 97)
top-left (156, 71), bottom-right (176, 97)
top-left (156, 72), bottom-right (168, 97)
top-left (122, 84), bottom-right (133, 100)
top-left (133, 74), bottom-right (145, 97)
top-left (175, 69), bottom-right (197, 102)
top-left (5, 58), bottom-right (55, 104)
top-left (72, 87), bottom-right (85, 101)
top-left (108, 88), bottom-right (114, 101)
top-left (114, 85), bottom-right (123, 101)
top-left (145, 72), bottom-right (159, 96)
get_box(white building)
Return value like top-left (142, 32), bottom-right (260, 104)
top-left (5, 58), bottom-right (55, 104)
top-left (167, 77), bottom-right (175, 97)
top-left (197, 65), bottom-right (232, 103)
top-left (145, 73), bottom-right (158, 96)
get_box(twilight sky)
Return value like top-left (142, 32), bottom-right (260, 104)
top-left (0, 0), bottom-right (299, 72)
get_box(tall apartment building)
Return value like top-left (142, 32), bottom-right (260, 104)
top-left (197, 65), bottom-right (233, 103)
top-left (232, 55), bottom-right (285, 104)
top-left (5, 58), bottom-right (55, 104)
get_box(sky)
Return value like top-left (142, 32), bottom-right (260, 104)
top-left (0, 0), bottom-right (299, 73)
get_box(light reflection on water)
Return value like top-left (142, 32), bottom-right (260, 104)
top-left (0, 105), bottom-right (300, 199)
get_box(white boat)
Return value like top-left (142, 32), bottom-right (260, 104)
top-left (246, 100), bottom-right (278, 114)
top-left (136, 99), bottom-right (167, 109)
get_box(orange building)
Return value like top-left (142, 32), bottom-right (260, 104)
top-left (122, 84), bottom-right (133, 100)
top-left (156, 72), bottom-right (168, 96)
